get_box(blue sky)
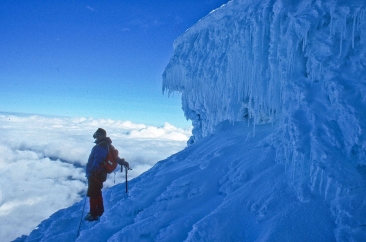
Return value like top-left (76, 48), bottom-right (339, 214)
top-left (0, 0), bottom-right (228, 128)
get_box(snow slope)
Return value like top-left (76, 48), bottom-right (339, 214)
top-left (21, 122), bottom-right (337, 241)
top-left (20, 121), bottom-right (365, 241)
top-left (19, 0), bottom-right (366, 241)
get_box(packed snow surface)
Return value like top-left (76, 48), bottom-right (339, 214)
top-left (21, 0), bottom-right (366, 241)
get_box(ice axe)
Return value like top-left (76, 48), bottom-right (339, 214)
top-left (121, 164), bottom-right (132, 193)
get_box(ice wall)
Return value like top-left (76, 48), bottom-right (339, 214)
top-left (163, 0), bottom-right (366, 144)
top-left (163, 0), bottom-right (366, 238)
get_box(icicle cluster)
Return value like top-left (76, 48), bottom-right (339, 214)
top-left (163, 0), bottom-right (366, 144)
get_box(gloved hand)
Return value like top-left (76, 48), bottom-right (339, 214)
top-left (119, 158), bottom-right (129, 168)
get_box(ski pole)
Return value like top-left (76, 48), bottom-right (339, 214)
top-left (76, 195), bottom-right (87, 238)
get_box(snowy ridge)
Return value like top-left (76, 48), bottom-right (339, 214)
top-left (22, 122), bottom-right (365, 241)
top-left (23, 122), bottom-right (338, 241)
top-left (19, 0), bottom-right (366, 241)
top-left (162, 0), bottom-right (366, 240)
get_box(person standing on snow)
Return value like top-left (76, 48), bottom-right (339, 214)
top-left (85, 128), bottom-right (129, 221)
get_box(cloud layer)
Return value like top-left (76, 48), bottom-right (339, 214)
top-left (0, 113), bottom-right (191, 241)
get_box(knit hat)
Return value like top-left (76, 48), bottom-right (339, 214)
top-left (93, 128), bottom-right (107, 138)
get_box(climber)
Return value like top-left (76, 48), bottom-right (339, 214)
top-left (84, 128), bottom-right (129, 221)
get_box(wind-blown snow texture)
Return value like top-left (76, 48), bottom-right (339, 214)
top-left (20, 0), bottom-right (366, 241)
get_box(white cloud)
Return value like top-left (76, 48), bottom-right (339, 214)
top-left (128, 122), bottom-right (190, 141)
top-left (0, 113), bottom-right (191, 241)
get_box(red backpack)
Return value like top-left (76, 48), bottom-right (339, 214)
top-left (103, 144), bottom-right (119, 173)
